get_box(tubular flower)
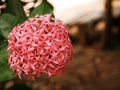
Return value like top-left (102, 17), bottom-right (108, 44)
top-left (8, 14), bottom-right (73, 79)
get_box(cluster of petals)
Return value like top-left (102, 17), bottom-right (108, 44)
top-left (8, 14), bottom-right (73, 79)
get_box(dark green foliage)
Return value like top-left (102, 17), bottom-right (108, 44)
top-left (29, 0), bottom-right (54, 17)
top-left (4, 0), bottom-right (27, 21)
top-left (0, 45), bottom-right (16, 82)
top-left (0, 13), bottom-right (20, 39)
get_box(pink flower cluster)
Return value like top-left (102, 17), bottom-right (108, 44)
top-left (8, 14), bottom-right (72, 79)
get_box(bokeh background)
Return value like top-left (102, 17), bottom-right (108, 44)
top-left (0, 0), bottom-right (120, 90)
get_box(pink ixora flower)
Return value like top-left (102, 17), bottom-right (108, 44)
top-left (8, 14), bottom-right (73, 80)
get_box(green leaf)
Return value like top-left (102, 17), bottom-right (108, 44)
top-left (5, 0), bottom-right (27, 21)
top-left (0, 13), bottom-right (20, 39)
top-left (29, 0), bottom-right (54, 18)
top-left (0, 45), bottom-right (16, 82)
top-left (0, 33), bottom-right (4, 42)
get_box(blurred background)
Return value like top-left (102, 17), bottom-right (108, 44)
top-left (0, 0), bottom-right (120, 90)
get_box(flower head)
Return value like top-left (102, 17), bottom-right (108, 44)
top-left (8, 14), bottom-right (72, 79)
